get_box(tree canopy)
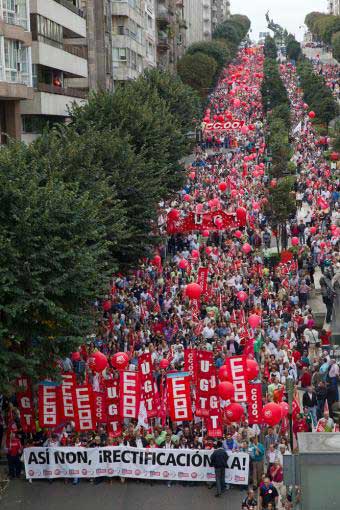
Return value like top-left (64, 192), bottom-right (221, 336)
top-left (177, 52), bottom-right (218, 98)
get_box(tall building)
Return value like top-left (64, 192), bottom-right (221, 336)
top-left (211, 0), bottom-right (230, 33)
top-left (20, 0), bottom-right (88, 142)
top-left (328, 0), bottom-right (340, 16)
top-left (185, 0), bottom-right (205, 46)
top-left (0, 0), bottom-right (33, 143)
top-left (156, 0), bottom-right (187, 72)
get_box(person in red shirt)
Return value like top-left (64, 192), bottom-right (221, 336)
top-left (6, 432), bottom-right (22, 479)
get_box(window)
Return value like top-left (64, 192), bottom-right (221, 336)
top-left (112, 47), bottom-right (127, 62)
top-left (1, 0), bottom-right (28, 29)
top-left (1, 38), bottom-right (30, 85)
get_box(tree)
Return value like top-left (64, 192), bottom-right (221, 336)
top-left (332, 31), bottom-right (340, 61)
top-left (177, 52), bottom-right (217, 98)
top-left (0, 141), bottom-right (112, 393)
top-left (186, 40), bottom-right (231, 72)
top-left (317, 15), bottom-right (340, 45)
top-left (286, 38), bottom-right (302, 61)
top-left (230, 14), bottom-right (251, 38)
top-left (265, 176), bottom-right (296, 253)
top-left (212, 20), bottom-right (244, 46)
top-left (264, 35), bottom-right (277, 59)
top-left (261, 58), bottom-right (289, 112)
top-left (305, 12), bottom-right (325, 36)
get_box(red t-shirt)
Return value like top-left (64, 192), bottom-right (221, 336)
top-left (270, 465), bottom-right (283, 483)
top-left (8, 438), bottom-right (22, 456)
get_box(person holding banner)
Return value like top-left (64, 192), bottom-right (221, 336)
top-left (210, 441), bottom-right (229, 497)
top-left (6, 432), bottom-right (22, 479)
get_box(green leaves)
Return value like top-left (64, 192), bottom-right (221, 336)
top-left (177, 52), bottom-right (218, 99)
top-left (264, 36), bottom-right (278, 59)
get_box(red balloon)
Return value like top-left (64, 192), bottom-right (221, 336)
top-left (246, 359), bottom-right (259, 380)
top-left (168, 209), bottom-right (180, 221)
top-left (270, 179), bottom-right (277, 188)
top-left (153, 255), bottom-right (161, 266)
top-left (110, 352), bottom-right (129, 370)
top-left (159, 358), bottom-right (170, 369)
top-left (218, 365), bottom-right (231, 381)
top-left (280, 401), bottom-right (289, 418)
top-left (202, 230), bottom-right (210, 237)
top-left (236, 207), bottom-right (247, 227)
top-left (308, 111), bottom-right (316, 119)
top-left (189, 172), bottom-right (196, 180)
top-left (291, 237), bottom-right (299, 246)
top-left (242, 242), bottom-right (252, 254)
top-left (184, 194), bottom-right (191, 202)
top-left (178, 259), bottom-right (188, 269)
top-left (224, 403), bottom-right (244, 422)
top-left (218, 381), bottom-right (235, 400)
top-left (262, 402), bottom-right (282, 426)
top-left (234, 230), bottom-right (242, 239)
top-left (219, 182), bottom-right (228, 192)
top-left (310, 226), bottom-right (317, 234)
top-left (191, 249), bottom-right (199, 258)
top-left (248, 313), bottom-right (261, 329)
top-left (89, 351), bottom-right (108, 372)
top-left (185, 283), bottom-right (203, 300)
top-left (237, 290), bottom-right (248, 302)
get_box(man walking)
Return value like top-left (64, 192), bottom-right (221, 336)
top-left (210, 441), bottom-right (229, 497)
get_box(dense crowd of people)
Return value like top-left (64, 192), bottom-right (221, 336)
top-left (1, 46), bottom-right (339, 510)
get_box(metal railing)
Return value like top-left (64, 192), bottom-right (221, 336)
top-left (54, 0), bottom-right (84, 18)
top-left (37, 82), bottom-right (87, 99)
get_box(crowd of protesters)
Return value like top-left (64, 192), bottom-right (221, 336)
top-left (0, 46), bottom-right (339, 510)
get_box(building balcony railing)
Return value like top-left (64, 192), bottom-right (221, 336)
top-left (63, 44), bottom-right (88, 59)
top-left (37, 82), bottom-right (87, 99)
top-left (156, 10), bottom-right (171, 24)
top-left (157, 36), bottom-right (169, 51)
top-left (54, 0), bottom-right (84, 18)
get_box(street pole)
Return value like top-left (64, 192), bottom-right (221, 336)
top-left (286, 378), bottom-right (294, 452)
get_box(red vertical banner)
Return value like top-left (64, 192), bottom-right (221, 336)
top-left (93, 391), bottom-right (107, 426)
top-left (197, 267), bottom-right (209, 295)
top-left (119, 371), bottom-right (140, 419)
top-left (38, 384), bottom-right (61, 428)
top-left (247, 383), bottom-right (263, 425)
top-left (16, 377), bottom-right (35, 433)
top-left (167, 373), bottom-right (193, 422)
top-left (206, 410), bottom-right (223, 437)
top-left (224, 355), bottom-right (248, 403)
top-left (105, 379), bottom-right (121, 436)
top-left (60, 373), bottom-right (76, 422)
top-left (74, 384), bottom-right (95, 431)
top-left (139, 353), bottom-right (158, 418)
top-left (184, 349), bottom-right (198, 381)
top-left (195, 351), bottom-right (214, 417)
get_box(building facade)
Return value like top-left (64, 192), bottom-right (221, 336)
top-left (20, 0), bottom-right (88, 142)
top-left (211, 0), bottom-right (230, 33)
top-left (156, 0), bottom-right (187, 72)
top-left (0, 0), bottom-right (32, 143)
top-left (328, 0), bottom-right (340, 16)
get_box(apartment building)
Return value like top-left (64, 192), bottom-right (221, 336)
top-left (211, 0), bottom-right (230, 33)
top-left (20, 0), bottom-right (88, 142)
top-left (328, 0), bottom-right (340, 16)
top-left (0, 0), bottom-right (32, 143)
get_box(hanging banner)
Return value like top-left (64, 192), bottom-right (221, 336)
top-left (197, 267), bottom-right (209, 295)
top-left (167, 373), bottom-right (193, 422)
top-left (93, 391), bottom-right (107, 426)
top-left (119, 371), bottom-right (141, 419)
top-left (195, 351), bottom-right (214, 417)
top-left (38, 383), bottom-right (61, 428)
top-left (24, 446), bottom-right (249, 485)
top-left (16, 377), bottom-right (35, 433)
top-left (184, 349), bottom-right (198, 381)
top-left (104, 379), bottom-right (121, 437)
top-left (247, 383), bottom-right (263, 425)
top-left (60, 373), bottom-right (76, 422)
top-left (224, 356), bottom-right (248, 403)
top-left (74, 385), bottom-right (95, 432)
top-left (206, 410), bottom-right (223, 438)
top-left (202, 119), bottom-right (245, 133)
top-left (138, 353), bottom-right (158, 418)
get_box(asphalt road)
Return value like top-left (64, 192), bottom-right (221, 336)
top-left (2, 479), bottom-right (245, 510)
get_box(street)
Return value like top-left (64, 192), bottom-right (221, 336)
top-left (2, 480), bottom-right (244, 510)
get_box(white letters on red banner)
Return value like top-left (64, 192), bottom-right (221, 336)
top-left (60, 373), bottom-right (76, 421)
top-left (202, 120), bottom-right (245, 133)
top-left (119, 371), bottom-right (140, 419)
top-left (105, 380), bottom-right (121, 436)
top-left (38, 384), bottom-right (60, 428)
top-left (224, 356), bottom-right (248, 402)
top-left (74, 385), bottom-right (95, 431)
top-left (167, 374), bottom-right (193, 422)
top-left (195, 351), bottom-right (214, 417)
top-left (247, 383), bottom-right (262, 425)
top-left (138, 353), bottom-right (158, 418)
top-left (93, 391), bottom-right (107, 426)
top-left (16, 377), bottom-right (35, 433)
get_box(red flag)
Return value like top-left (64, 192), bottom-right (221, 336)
top-left (224, 355), bottom-right (248, 402)
top-left (60, 373), bottom-right (76, 422)
top-left (105, 379), bottom-right (122, 436)
top-left (184, 349), bottom-right (198, 381)
top-left (38, 384), bottom-right (61, 428)
top-left (197, 267), bottom-right (209, 295)
top-left (195, 351), bottom-right (214, 417)
top-left (74, 384), bottom-right (95, 431)
top-left (167, 374), bottom-right (193, 422)
top-left (247, 383), bottom-right (263, 424)
top-left (119, 371), bottom-right (141, 419)
top-left (93, 391), bottom-right (107, 426)
top-left (206, 410), bottom-right (223, 437)
top-left (139, 353), bottom-right (158, 418)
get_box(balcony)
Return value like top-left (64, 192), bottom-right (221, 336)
top-left (21, 88), bottom-right (85, 116)
top-left (157, 35), bottom-right (169, 51)
top-left (0, 81), bottom-right (33, 100)
top-left (54, 0), bottom-right (84, 17)
top-left (30, 0), bottom-right (86, 38)
top-left (32, 41), bottom-right (88, 78)
top-left (37, 82), bottom-right (87, 99)
top-left (156, 7), bottom-right (171, 25)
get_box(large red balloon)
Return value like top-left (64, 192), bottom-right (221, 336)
top-left (218, 381), bottom-right (235, 400)
top-left (224, 403), bottom-right (244, 422)
top-left (185, 283), bottom-right (203, 300)
top-left (178, 259), bottom-right (188, 270)
top-left (248, 314), bottom-right (261, 329)
top-left (110, 352), bottom-right (129, 370)
top-left (219, 182), bottom-right (228, 192)
top-left (153, 255), bottom-right (161, 266)
top-left (89, 351), bottom-right (108, 372)
top-left (237, 291), bottom-right (248, 302)
top-left (308, 111), bottom-right (316, 119)
top-left (246, 359), bottom-right (259, 380)
top-left (262, 402), bottom-right (282, 426)
top-left (159, 358), bottom-right (170, 369)
top-left (236, 207), bottom-right (247, 227)
top-left (280, 401), bottom-right (289, 418)
top-left (168, 209), bottom-right (180, 221)
top-left (291, 237), bottom-right (299, 246)
top-left (218, 365), bottom-right (231, 381)
top-left (242, 242), bottom-right (252, 254)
